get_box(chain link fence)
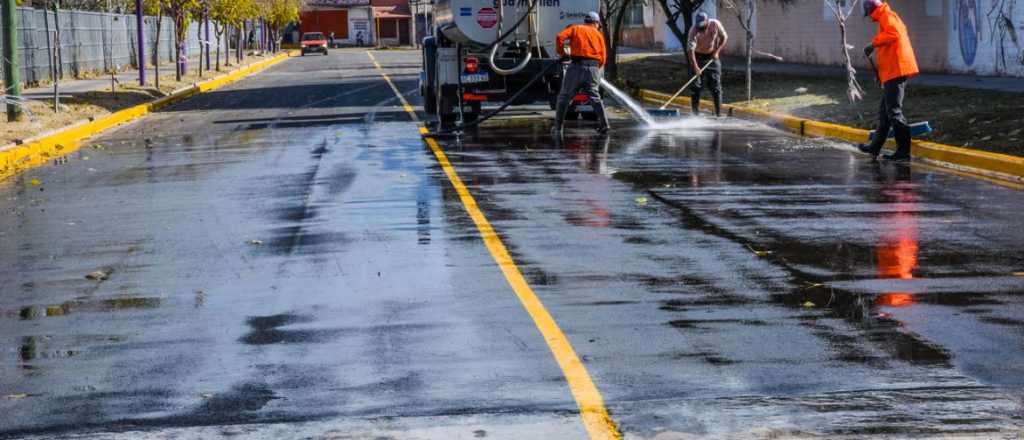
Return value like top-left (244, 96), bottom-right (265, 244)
top-left (3, 7), bottom-right (266, 86)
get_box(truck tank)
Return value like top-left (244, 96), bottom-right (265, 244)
top-left (432, 0), bottom-right (599, 57)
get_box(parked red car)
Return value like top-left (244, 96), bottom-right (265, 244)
top-left (301, 32), bottom-right (328, 56)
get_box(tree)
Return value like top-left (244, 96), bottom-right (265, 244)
top-left (166, 0), bottom-right (199, 80)
top-left (259, 0), bottom-right (300, 53)
top-left (143, 0), bottom-right (167, 88)
top-left (209, 0), bottom-right (253, 68)
top-left (652, 0), bottom-right (706, 64)
top-left (826, 0), bottom-right (864, 103)
top-left (209, 0), bottom-right (248, 69)
top-left (598, 0), bottom-right (637, 81)
top-left (720, 0), bottom-right (795, 101)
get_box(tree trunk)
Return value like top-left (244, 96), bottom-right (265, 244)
top-left (653, 0), bottom-right (703, 68)
top-left (745, 34), bottom-right (752, 101)
top-left (607, 0), bottom-right (630, 81)
top-left (235, 25), bottom-right (241, 63)
top-left (196, 24), bottom-right (203, 77)
top-left (745, 0), bottom-right (755, 102)
top-left (155, 14), bottom-right (162, 89)
top-left (215, 24), bottom-right (222, 71)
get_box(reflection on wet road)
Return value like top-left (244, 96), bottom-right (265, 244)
top-left (0, 49), bottom-right (1022, 439)
top-left (435, 117), bottom-right (1024, 436)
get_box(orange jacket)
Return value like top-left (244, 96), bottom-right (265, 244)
top-left (556, 24), bottom-right (607, 67)
top-left (870, 3), bottom-right (919, 83)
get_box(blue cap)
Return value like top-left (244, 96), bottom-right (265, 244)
top-left (695, 12), bottom-right (709, 27)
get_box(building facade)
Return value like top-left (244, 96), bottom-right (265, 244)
top-left (299, 0), bottom-right (375, 45)
top-left (626, 0), bottom-right (1024, 78)
top-left (299, 0), bottom-right (421, 46)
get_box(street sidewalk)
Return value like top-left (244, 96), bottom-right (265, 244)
top-left (617, 49), bottom-right (1024, 94)
top-left (20, 53), bottom-right (253, 100)
top-left (21, 69), bottom-right (160, 100)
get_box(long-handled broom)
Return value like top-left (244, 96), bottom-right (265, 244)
top-left (646, 59), bottom-right (716, 118)
top-left (864, 53), bottom-right (932, 143)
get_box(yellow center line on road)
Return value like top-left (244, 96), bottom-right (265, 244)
top-left (366, 51), bottom-right (419, 121)
top-left (367, 51), bottom-right (622, 440)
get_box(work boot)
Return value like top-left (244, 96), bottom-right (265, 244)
top-left (713, 94), bottom-right (722, 117)
top-left (593, 101), bottom-right (610, 134)
top-left (691, 96), bottom-right (700, 115)
top-left (887, 125), bottom-right (912, 162)
top-left (553, 101), bottom-right (569, 136)
top-left (883, 152), bottom-right (911, 162)
top-left (858, 143), bottom-right (881, 159)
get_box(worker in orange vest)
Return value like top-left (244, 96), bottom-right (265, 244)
top-left (858, 0), bottom-right (919, 162)
top-left (553, 12), bottom-right (609, 135)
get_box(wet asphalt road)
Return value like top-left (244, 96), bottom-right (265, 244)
top-left (1, 49), bottom-right (1023, 439)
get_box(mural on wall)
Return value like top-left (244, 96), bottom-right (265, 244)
top-left (952, 0), bottom-right (1024, 76)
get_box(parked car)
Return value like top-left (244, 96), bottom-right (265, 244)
top-left (301, 32), bottom-right (328, 56)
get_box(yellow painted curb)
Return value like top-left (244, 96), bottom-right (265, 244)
top-left (640, 89), bottom-right (1024, 185)
top-left (0, 51), bottom-right (296, 181)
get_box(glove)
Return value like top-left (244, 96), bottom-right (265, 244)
top-left (863, 45), bottom-right (874, 57)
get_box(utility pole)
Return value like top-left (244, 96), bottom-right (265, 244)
top-left (136, 0), bottom-right (145, 85)
top-left (2, 0), bottom-right (22, 121)
top-left (410, 0), bottom-right (417, 48)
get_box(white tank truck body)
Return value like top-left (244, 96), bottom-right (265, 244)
top-left (419, 0), bottom-right (601, 129)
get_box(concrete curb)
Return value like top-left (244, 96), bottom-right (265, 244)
top-left (0, 51), bottom-right (295, 181)
top-left (639, 89), bottom-right (1024, 185)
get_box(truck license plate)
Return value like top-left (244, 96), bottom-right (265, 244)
top-left (460, 72), bottom-right (489, 84)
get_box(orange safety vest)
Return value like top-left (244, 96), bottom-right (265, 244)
top-left (556, 24), bottom-right (607, 67)
top-left (870, 3), bottom-right (919, 83)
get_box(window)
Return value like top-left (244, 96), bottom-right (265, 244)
top-left (624, 2), bottom-right (645, 27)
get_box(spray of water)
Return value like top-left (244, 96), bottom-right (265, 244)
top-left (599, 78), bottom-right (656, 126)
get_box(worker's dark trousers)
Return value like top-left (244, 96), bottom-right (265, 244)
top-left (690, 53), bottom-right (722, 116)
top-left (868, 76), bottom-right (911, 155)
top-left (555, 59), bottom-right (609, 130)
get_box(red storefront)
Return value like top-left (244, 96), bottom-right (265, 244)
top-left (300, 0), bottom-right (373, 44)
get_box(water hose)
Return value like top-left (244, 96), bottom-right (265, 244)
top-left (427, 61), bottom-right (561, 136)
top-left (489, 41), bottom-right (532, 75)
top-left (486, 0), bottom-right (539, 76)
top-left (479, 0), bottom-right (539, 53)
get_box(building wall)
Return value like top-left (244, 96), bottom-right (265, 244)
top-left (708, 0), bottom-right (1023, 77)
top-left (715, 1), bottom-right (948, 72)
top-left (350, 7), bottom-right (373, 43)
top-left (301, 10), bottom-right (351, 39)
top-left (621, 27), bottom-right (655, 48)
top-left (949, 0), bottom-right (1024, 77)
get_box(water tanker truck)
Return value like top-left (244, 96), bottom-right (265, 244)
top-left (420, 0), bottom-right (601, 130)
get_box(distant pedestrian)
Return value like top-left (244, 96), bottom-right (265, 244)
top-left (329, 32), bottom-right (336, 48)
top-left (356, 31), bottom-right (365, 46)
top-left (687, 12), bottom-right (728, 117)
top-left (858, 0), bottom-right (919, 162)
top-left (553, 11), bottom-right (610, 135)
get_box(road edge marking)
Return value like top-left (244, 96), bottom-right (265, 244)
top-left (639, 89), bottom-right (1024, 189)
top-left (0, 51), bottom-right (296, 182)
top-left (368, 50), bottom-right (622, 440)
